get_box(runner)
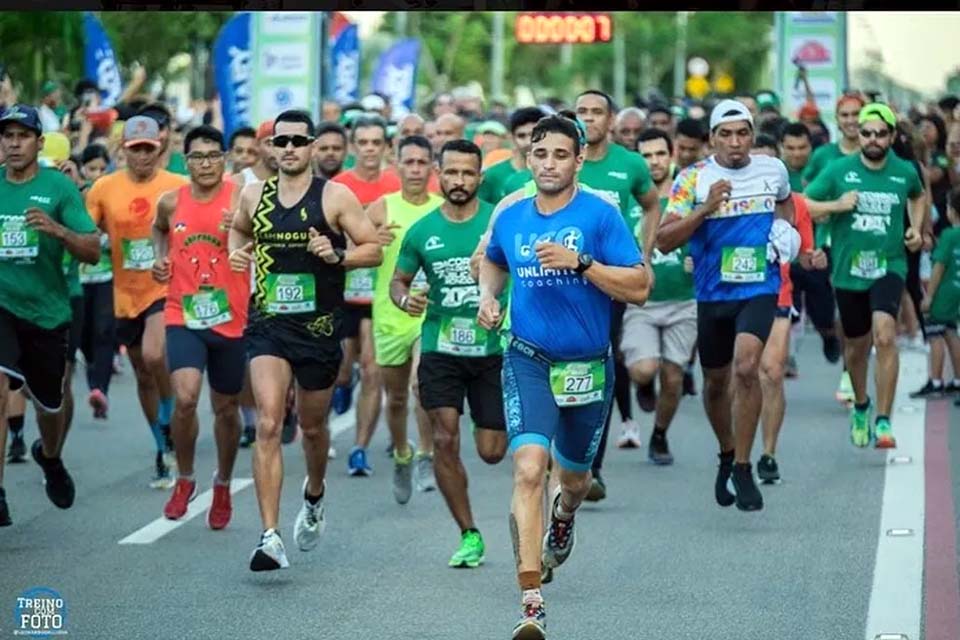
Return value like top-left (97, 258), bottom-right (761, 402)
top-left (233, 121), bottom-right (277, 187)
top-left (331, 116), bottom-right (400, 476)
top-left (151, 125), bottom-right (247, 528)
top-left (312, 121), bottom-right (347, 181)
top-left (0, 104), bottom-right (100, 526)
top-left (366, 135), bottom-right (443, 501)
top-left (477, 107), bottom-right (544, 205)
top-left (477, 114), bottom-right (649, 639)
top-left (391, 139), bottom-right (507, 568)
top-left (805, 103), bottom-right (925, 449)
top-left (657, 100), bottom-right (798, 512)
top-left (612, 107), bottom-right (646, 151)
top-left (617, 128), bottom-right (694, 461)
top-left (574, 90), bottom-right (661, 501)
top-left (4, 392), bottom-right (25, 464)
top-left (227, 126), bottom-right (258, 175)
top-left (85, 115), bottom-right (187, 488)
top-left (227, 109), bottom-right (381, 570)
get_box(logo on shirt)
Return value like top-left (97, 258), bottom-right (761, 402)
top-left (129, 197), bottom-right (151, 219)
top-left (299, 207), bottom-right (308, 222)
top-left (889, 176), bottom-right (906, 184)
top-left (174, 222), bottom-right (187, 233)
top-left (514, 226), bottom-right (585, 262)
top-left (844, 171), bottom-right (861, 184)
top-left (28, 195), bottom-right (52, 205)
top-left (607, 171), bottom-right (627, 180)
top-left (424, 235), bottom-right (445, 251)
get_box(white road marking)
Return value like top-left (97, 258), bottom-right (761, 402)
top-left (863, 352), bottom-right (925, 640)
top-left (118, 408), bottom-right (356, 545)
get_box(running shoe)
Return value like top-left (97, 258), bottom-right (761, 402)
top-left (584, 471), bottom-right (606, 502)
top-left (449, 530), bottom-right (485, 568)
top-left (909, 379), bottom-right (943, 399)
top-left (7, 432), bottom-right (26, 464)
top-left (347, 446), bottom-right (373, 477)
top-left (542, 490), bottom-right (576, 570)
top-left (415, 452), bottom-right (437, 492)
top-left (238, 425), bottom-right (256, 448)
top-left (784, 356), bottom-right (799, 379)
top-left (512, 593), bottom-right (546, 640)
top-left (731, 462), bottom-right (763, 511)
top-left (822, 335), bottom-right (841, 364)
top-left (160, 424), bottom-right (174, 453)
top-left (163, 478), bottom-right (197, 520)
top-left (293, 478), bottom-right (326, 551)
top-left (393, 442), bottom-right (414, 505)
top-left (88, 389), bottom-right (108, 420)
top-left (682, 368), bottom-right (697, 396)
top-left (112, 351), bottom-right (124, 374)
top-left (0, 487), bottom-right (11, 527)
top-left (715, 452), bottom-right (735, 507)
top-left (647, 429), bottom-right (674, 466)
top-left (945, 379), bottom-right (960, 395)
top-left (874, 418), bottom-right (897, 449)
top-left (207, 474), bottom-right (232, 530)
top-left (30, 440), bottom-right (75, 509)
top-left (616, 419), bottom-right (642, 449)
top-left (836, 370), bottom-right (855, 405)
top-left (149, 451), bottom-right (174, 490)
top-left (850, 401), bottom-right (872, 448)
top-left (249, 528), bottom-right (290, 572)
top-left (636, 380), bottom-right (656, 413)
top-left (281, 411), bottom-right (297, 444)
top-left (540, 566), bottom-right (553, 584)
top-left (328, 446), bottom-right (337, 460)
top-left (757, 454), bottom-right (781, 484)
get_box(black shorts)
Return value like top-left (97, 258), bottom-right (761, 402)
top-left (418, 352), bottom-right (505, 430)
top-left (116, 298), bottom-right (165, 348)
top-left (341, 304), bottom-right (372, 340)
top-left (790, 260), bottom-right (836, 331)
top-left (924, 316), bottom-right (958, 339)
top-left (166, 326), bottom-right (247, 395)
top-left (0, 306), bottom-right (68, 412)
top-left (246, 312), bottom-right (343, 391)
top-left (67, 296), bottom-right (84, 364)
top-left (697, 295), bottom-right (777, 369)
top-left (835, 274), bottom-right (905, 339)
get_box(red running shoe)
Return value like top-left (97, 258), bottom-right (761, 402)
top-left (88, 389), bottom-right (108, 420)
top-left (163, 478), bottom-right (197, 520)
top-left (207, 479), bottom-right (232, 530)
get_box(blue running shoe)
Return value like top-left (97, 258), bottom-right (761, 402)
top-left (348, 446), bottom-right (372, 477)
top-left (331, 385), bottom-right (351, 416)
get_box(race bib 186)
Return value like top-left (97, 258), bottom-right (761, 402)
top-left (437, 316), bottom-right (489, 357)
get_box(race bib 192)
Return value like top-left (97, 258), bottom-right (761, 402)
top-left (265, 273), bottom-right (316, 314)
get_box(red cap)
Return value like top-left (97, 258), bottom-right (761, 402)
top-left (256, 121), bottom-right (273, 140)
top-left (836, 93), bottom-right (866, 112)
top-left (798, 103), bottom-right (821, 121)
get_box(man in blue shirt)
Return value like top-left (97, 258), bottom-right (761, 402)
top-left (477, 114), bottom-right (649, 640)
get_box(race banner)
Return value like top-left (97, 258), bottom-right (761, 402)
top-left (82, 12), bottom-right (123, 107)
top-left (250, 12), bottom-right (320, 125)
top-left (371, 38), bottom-right (421, 119)
top-left (330, 23), bottom-right (361, 105)
top-left (212, 12), bottom-right (252, 141)
top-left (773, 12), bottom-right (848, 134)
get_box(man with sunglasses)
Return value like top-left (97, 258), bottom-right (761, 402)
top-left (86, 116), bottom-right (187, 488)
top-left (805, 103), bottom-right (925, 450)
top-left (150, 125), bottom-right (247, 529)
top-left (228, 110), bottom-right (381, 571)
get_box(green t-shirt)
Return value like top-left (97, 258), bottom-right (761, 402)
top-left (0, 167), bottom-right (96, 328)
top-left (787, 167), bottom-right (805, 193)
top-left (805, 153), bottom-right (923, 292)
top-left (646, 196), bottom-right (693, 302)
top-left (61, 252), bottom-right (81, 298)
top-left (930, 226), bottom-right (960, 322)
top-left (397, 201), bottom-right (504, 356)
top-left (803, 144), bottom-right (857, 250)
top-left (478, 158), bottom-right (522, 205)
top-left (501, 168), bottom-right (533, 200)
top-left (577, 143), bottom-right (653, 225)
top-left (166, 152), bottom-right (189, 176)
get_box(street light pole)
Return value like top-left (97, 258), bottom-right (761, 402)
top-left (672, 11), bottom-right (688, 100)
top-left (491, 12), bottom-right (504, 103)
top-left (613, 14), bottom-right (625, 108)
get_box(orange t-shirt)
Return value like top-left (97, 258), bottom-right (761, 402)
top-left (332, 170), bottom-right (402, 206)
top-left (86, 169), bottom-right (188, 319)
top-left (778, 193), bottom-right (814, 308)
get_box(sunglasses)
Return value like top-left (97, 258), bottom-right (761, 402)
top-left (271, 134), bottom-right (314, 149)
top-left (859, 128), bottom-right (891, 139)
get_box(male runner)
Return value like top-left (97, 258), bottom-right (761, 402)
top-left (675, 118), bottom-right (708, 171)
top-left (574, 90), bottom-right (661, 500)
top-left (313, 121), bottom-right (348, 181)
top-left (151, 125), bottom-right (247, 528)
top-left (478, 107), bottom-right (545, 205)
top-left (233, 121), bottom-right (277, 187)
top-left (391, 139), bottom-right (507, 568)
top-left (657, 100), bottom-right (798, 512)
top-left (612, 107), bottom-right (646, 151)
top-left (478, 114), bottom-right (649, 639)
top-left (86, 115), bottom-right (187, 488)
top-left (228, 127), bottom-right (258, 174)
top-left (331, 116), bottom-right (400, 476)
top-left (228, 109), bottom-right (381, 570)
top-left (805, 103), bottom-right (925, 449)
top-left (366, 136), bottom-right (443, 502)
top-left (0, 104), bottom-right (99, 525)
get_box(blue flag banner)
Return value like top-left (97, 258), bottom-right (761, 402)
top-left (331, 23), bottom-right (360, 105)
top-left (371, 39), bottom-right (421, 118)
top-left (83, 13), bottom-right (123, 107)
top-left (213, 12), bottom-right (253, 141)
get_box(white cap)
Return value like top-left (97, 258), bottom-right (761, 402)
top-left (709, 99), bottom-right (754, 131)
top-left (360, 94), bottom-right (387, 113)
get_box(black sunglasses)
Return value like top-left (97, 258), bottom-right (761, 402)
top-left (271, 134), bottom-right (314, 149)
top-left (859, 128), bottom-right (891, 139)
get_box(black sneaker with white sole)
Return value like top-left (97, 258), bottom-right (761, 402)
top-left (647, 429), bottom-right (674, 466)
top-left (715, 451), bottom-right (735, 507)
top-left (31, 440), bottom-right (75, 509)
top-left (7, 433), bottom-right (26, 464)
top-left (757, 454), bottom-right (781, 484)
top-left (909, 379), bottom-right (944, 399)
top-left (731, 462), bottom-right (763, 511)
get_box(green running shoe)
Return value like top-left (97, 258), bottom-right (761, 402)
top-left (874, 418), bottom-right (897, 449)
top-left (850, 400), bottom-right (871, 448)
top-left (449, 530), bottom-right (485, 568)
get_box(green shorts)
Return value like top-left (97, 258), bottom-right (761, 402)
top-left (374, 326), bottom-right (421, 367)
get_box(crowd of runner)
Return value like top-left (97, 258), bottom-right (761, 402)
top-left (1, 72), bottom-right (958, 639)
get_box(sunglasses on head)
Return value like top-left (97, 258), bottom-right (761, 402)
top-left (271, 134), bottom-right (314, 148)
top-left (859, 128), bottom-right (891, 139)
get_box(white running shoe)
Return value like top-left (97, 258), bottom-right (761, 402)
top-left (293, 478), bottom-right (326, 552)
top-left (249, 528), bottom-right (290, 571)
top-left (415, 453), bottom-right (437, 492)
top-left (328, 446), bottom-right (337, 459)
top-left (616, 419), bottom-right (642, 449)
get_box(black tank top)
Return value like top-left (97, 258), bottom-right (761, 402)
top-left (250, 175), bottom-right (346, 335)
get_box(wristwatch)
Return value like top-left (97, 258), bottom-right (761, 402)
top-left (334, 248), bottom-right (346, 265)
top-left (575, 253), bottom-right (594, 274)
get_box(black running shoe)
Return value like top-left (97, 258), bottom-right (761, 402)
top-left (0, 487), bottom-right (11, 527)
top-left (945, 380), bottom-right (960, 395)
top-left (682, 370), bottom-right (697, 396)
top-left (822, 335), bottom-right (841, 364)
top-left (31, 440), bottom-right (75, 509)
top-left (731, 462), bottom-right (763, 512)
top-left (281, 411), bottom-right (297, 444)
top-left (7, 433), bottom-right (26, 464)
top-left (584, 471), bottom-right (606, 502)
top-left (757, 454), bottom-right (781, 484)
top-left (636, 380), bottom-right (656, 413)
top-left (909, 380), bottom-right (943, 399)
top-left (647, 430), bottom-right (674, 466)
top-left (715, 452), bottom-right (735, 507)
top-left (160, 424), bottom-right (174, 453)
top-left (239, 425), bottom-right (256, 448)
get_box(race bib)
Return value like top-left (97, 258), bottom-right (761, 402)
top-left (265, 273), bottom-right (315, 314)
top-left (79, 253), bottom-right (113, 284)
top-left (437, 316), bottom-right (489, 357)
top-left (720, 246), bottom-right (766, 283)
top-left (121, 238), bottom-right (155, 270)
top-left (344, 267), bottom-right (375, 304)
top-left (0, 217), bottom-right (39, 259)
top-left (549, 359), bottom-right (605, 407)
top-left (183, 287), bottom-right (232, 329)
top-left (850, 250), bottom-right (887, 280)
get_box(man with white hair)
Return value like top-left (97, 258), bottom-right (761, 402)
top-left (612, 107), bottom-right (646, 151)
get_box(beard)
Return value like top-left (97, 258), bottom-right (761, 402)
top-left (862, 145), bottom-right (887, 161)
top-left (442, 186), bottom-right (476, 204)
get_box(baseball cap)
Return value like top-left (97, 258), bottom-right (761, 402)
top-left (122, 115), bottom-right (162, 148)
top-left (360, 94), bottom-right (387, 113)
top-left (836, 92), bottom-right (866, 112)
top-left (39, 131), bottom-right (71, 164)
top-left (0, 104), bottom-right (43, 135)
top-left (709, 99), bottom-right (754, 131)
top-left (477, 120), bottom-right (507, 136)
top-left (256, 120), bottom-right (273, 140)
top-left (755, 91), bottom-right (781, 112)
top-left (41, 80), bottom-right (59, 97)
top-left (797, 102), bottom-right (821, 121)
top-left (859, 102), bottom-right (897, 128)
